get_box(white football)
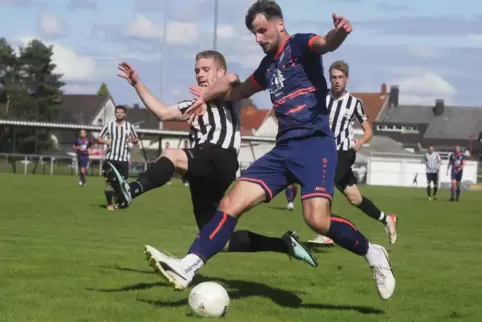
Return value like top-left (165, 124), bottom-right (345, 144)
top-left (188, 282), bottom-right (229, 318)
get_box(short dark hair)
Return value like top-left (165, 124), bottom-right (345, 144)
top-left (115, 105), bottom-right (127, 113)
top-left (196, 50), bottom-right (227, 71)
top-left (245, 0), bottom-right (283, 31)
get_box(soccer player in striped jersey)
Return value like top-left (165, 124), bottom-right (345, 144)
top-left (73, 129), bottom-right (91, 187)
top-left (308, 60), bottom-right (397, 247)
top-left (97, 106), bottom-right (139, 211)
top-left (106, 51), bottom-right (315, 266)
top-left (424, 145), bottom-right (441, 200)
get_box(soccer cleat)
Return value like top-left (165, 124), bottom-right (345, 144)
top-left (366, 244), bottom-right (395, 300)
top-left (384, 214), bottom-right (398, 245)
top-left (104, 162), bottom-right (132, 209)
top-left (307, 234), bottom-right (335, 247)
top-left (144, 245), bottom-right (191, 291)
top-left (281, 231), bottom-right (317, 267)
top-left (287, 202), bottom-right (294, 210)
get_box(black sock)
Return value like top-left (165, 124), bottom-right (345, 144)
top-left (130, 157), bottom-right (176, 198)
top-left (426, 186), bottom-right (432, 197)
top-left (433, 186), bottom-right (438, 196)
top-left (358, 197), bottom-right (386, 224)
top-left (104, 187), bottom-right (114, 206)
top-left (228, 230), bottom-right (288, 254)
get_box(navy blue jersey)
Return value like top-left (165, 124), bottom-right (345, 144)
top-left (449, 152), bottom-right (465, 172)
top-left (73, 138), bottom-right (91, 157)
top-left (249, 33), bottom-right (332, 143)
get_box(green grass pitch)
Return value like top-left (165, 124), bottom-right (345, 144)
top-left (1, 174), bottom-right (481, 322)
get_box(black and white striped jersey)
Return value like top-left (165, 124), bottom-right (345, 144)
top-left (424, 152), bottom-right (441, 173)
top-left (178, 100), bottom-right (241, 153)
top-left (99, 121), bottom-right (138, 162)
top-left (326, 91), bottom-right (368, 151)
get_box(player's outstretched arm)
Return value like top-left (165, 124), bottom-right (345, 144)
top-left (193, 73), bottom-right (262, 102)
top-left (117, 62), bottom-right (183, 122)
top-left (310, 13), bottom-right (352, 55)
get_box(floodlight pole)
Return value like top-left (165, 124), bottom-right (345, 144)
top-left (213, 0), bottom-right (219, 50)
top-left (159, 0), bottom-right (168, 130)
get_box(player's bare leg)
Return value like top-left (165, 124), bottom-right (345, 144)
top-left (145, 181), bottom-right (317, 290)
top-left (302, 197), bottom-right (395, 300)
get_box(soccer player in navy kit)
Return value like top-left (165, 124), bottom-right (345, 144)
top-left (148, 0), bottom-right (395, 300)
top-left (447, 145), bottom-right (465, 201)
top-left (73, 129), bottom-right (91, 187)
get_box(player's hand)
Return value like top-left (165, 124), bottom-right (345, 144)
top-left (332, 13), bottom-right (352, 34)
top-left (184, 98), bottom-right (207, 124)
top-left (117, 62), bottom-right (139, 86)
top-left (189, 85), bottom-right (205, 99)
top-left (352, 139), bottom-right (361, 152)
top-left (106, 139), bottom-right (112, 146)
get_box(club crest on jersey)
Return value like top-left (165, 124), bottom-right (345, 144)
top-left (269, 69), bottom-right (285, 97)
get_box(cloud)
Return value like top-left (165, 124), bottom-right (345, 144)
top-left (17, 36), bottom-right (97, 81)
top-left (38, 12), bottom-right (69, 38)
top-left (69, 0), bottom-right (97, 10)
top-left (390, 72), bottom-right (456, 104)
top-left (124, 14), bottom-right (163, 39)
top-left (355, 15), bottom-right (482, 36)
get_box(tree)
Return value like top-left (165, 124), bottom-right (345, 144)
top-left (97, 82), bottom-right (110, 96)
top-left (0, 38), bottom-right (64, 154)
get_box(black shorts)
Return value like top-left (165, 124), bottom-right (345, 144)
top-left (335, 150), bottom-right (357, 191)
top-left (105, 160), bottom-right (129, 180)
top-left (183, 143), bottom-right (239, 229)
top-left (426, 172), bottom-right (439, 185)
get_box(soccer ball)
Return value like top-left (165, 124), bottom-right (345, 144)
top-left (188, 282), bottom-right (229, 318)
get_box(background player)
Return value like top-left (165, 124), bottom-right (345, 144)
top-left (447, 145), bottom-right (465, 201)
top-left (107, 53), bottom-right (315, 265)
top-left (97, 106), bottom-right (139, 211)
top-left (72, 129), bottom-right (91, 187)
top-left (149, 0), bottom-right (395, 301)
top-left (285, 183), bottom-right (297, 210)
top-left (424, 145), bottom-right (441, 200)
top-left (308, 60), bottom-right (397, 247)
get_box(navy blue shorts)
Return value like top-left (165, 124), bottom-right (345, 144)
top-left (451, 170), bottom-right (463, 182)
top-left (78, 156), bottom-right (89, 168)
top-left (239, 135), bottom-right (336, 202)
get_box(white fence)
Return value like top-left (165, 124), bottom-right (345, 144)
top-left (366, 152), bottom-right (479, 187)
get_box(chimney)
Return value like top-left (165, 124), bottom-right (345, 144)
top-left (432, 99), bottom-right (445, 116)
top-left (381, 82), bottom-right (387, 96)
top-left (389, 85), bottom-right (399, 108)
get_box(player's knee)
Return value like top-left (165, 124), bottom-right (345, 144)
top-left (160, 148), bottom-right (187, 169)
top-left (302, 198), bottom-right (331, 235)
top-left (218, 181), bottom-right (265, 217)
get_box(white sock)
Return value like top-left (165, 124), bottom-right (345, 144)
top-left (365, 243), bottom-right (381, 266)
top-left (379, 211), bottom-right (386, 222)
top-left (181, 254), bottom-right (204, 279)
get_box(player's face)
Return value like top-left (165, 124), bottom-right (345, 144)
top-left (429, 146), bottom-right (434, 153)
top-left (115, 108), bottom-right (126, 121)
top-left (80, 130), bottom-right (87, 138)
top-left (251, 14), bottom-right (284, 54)
top-left (195, 58), bottom-right (225, 87)
top-left (330, 69), bottom-right (348, 93)
top-left (455, 146), bottom-right (460, 153)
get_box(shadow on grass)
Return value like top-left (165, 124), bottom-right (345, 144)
top-left (89, 265), bottom-right (384, 315)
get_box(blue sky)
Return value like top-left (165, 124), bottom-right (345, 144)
top-left (1, 0), bottom-right (482, 109)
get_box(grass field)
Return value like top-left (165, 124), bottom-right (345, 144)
top-left (1, 174), bottom-right (482, 322)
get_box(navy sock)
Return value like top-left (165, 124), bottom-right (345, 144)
top-left (285, 185), bottom-right (297, 202)
top-left (451, 185), bottom-right (455, 199)
top-left (188, 211), bottom-right (238, 262)
top-left (325, 214), bottom-right (369, 255)
top-left (456, 187), bottom-right (461, 199)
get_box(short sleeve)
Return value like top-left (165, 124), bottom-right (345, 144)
top-left (99, 124), bottom-right (109, 138)
top-left (73, 139), bottom-right (79, 147)
top-left (248, 57), bottom-right (269, 90)
top-left (354, 99), bottom-right (368, 124)
top-left (129, 123), bottom-right (138, 138)
top-left (293, 33), bottom-right (322, 55)
top-left (177, 100), bottom-right (195, 114)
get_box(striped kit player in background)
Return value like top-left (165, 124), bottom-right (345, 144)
top-left (97, 105), bottom-right (139, 211)
top-left (308, 60), bottom-right (398, 247)
top-left (424, 145), bottom-right (441, 200)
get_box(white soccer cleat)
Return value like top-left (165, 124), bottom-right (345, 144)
top-left (384, 214), bottom-right (398, 245)
top-left (308, 234), bottom-right (334, 246)
top-left (366, 244), bottom-right (395, 300)
top-left (287, 202), bottom-right (294, 210)
top-left (144, 245), bottom-right (191, 291)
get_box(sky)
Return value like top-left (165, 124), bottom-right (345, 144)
top-left (1, 0), bottom-right (482, 109)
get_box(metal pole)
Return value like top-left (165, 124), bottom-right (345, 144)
top-left (159, 0), bottom-right (168, 130)
top-left (213, 0), bottom-right (219, 50)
